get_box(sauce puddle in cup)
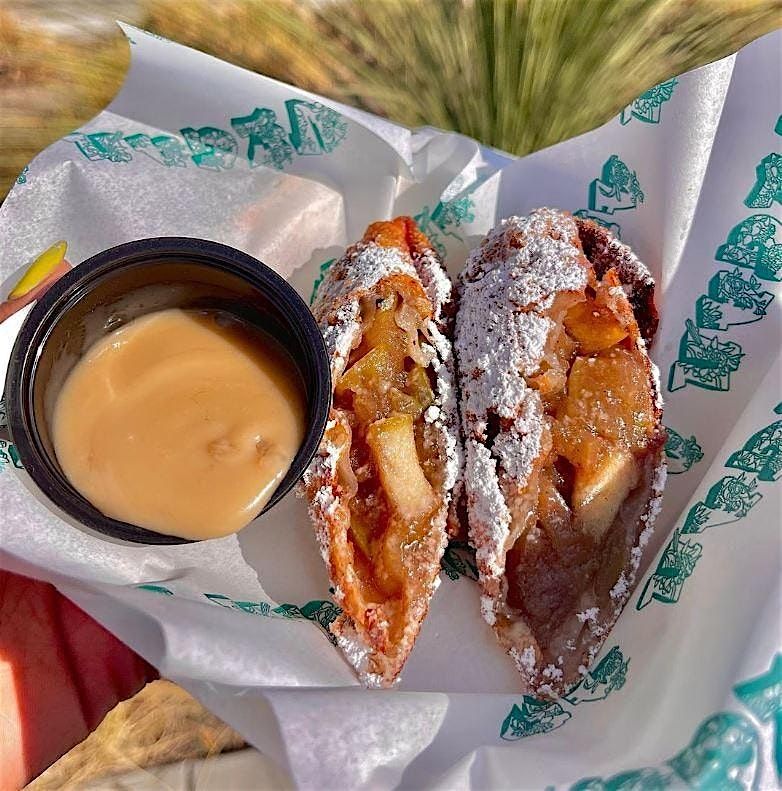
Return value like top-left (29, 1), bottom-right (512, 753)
top-left (51, 307), bottom-right (306, 540)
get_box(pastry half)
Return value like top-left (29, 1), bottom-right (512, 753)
top-left (455, 208), bottom-right (665, 696)
top-left (304, 217), bottom-right (462, 687)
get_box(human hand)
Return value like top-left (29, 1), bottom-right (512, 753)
top-left (0, 241), bottom-right (71, 325)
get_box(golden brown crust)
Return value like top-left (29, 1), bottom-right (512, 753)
top-left (304, 217), bottom-right (462, 687)
top-left (575, 218), bottom-right (659, 344)
top-left (455, 208), bottom-right (665, 697)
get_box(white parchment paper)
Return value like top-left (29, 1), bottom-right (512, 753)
top-left (0, 24), bottom-right (780, 790)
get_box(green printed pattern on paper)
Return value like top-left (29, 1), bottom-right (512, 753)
top-left (501, 697), bottom-right (571, 740)
top-left (566, 654), bottom-right (782, 790)
top-left (440, 540), bottom-right (478, 581)
top-left (620, 79), bottom-right (677, 125)
top-left (125, 133), bottom-right (189, 167)
top-left (574, 154), bottom-right (644, 238)
top-left (637, 528), bottom-right (702, 609)
top-left (70, 131), bottom-right (133, 163)
top-left (137, 584), bottom-right (174, 596)
top-left (0, 439), bottom-right (23, 473)
top-left (703, 471), bottom-right (762, 517)
top-left (638, 408), bottom-right (782, 610)
top-left (589, 155), bottom-right (645, 214)
top-left (414, 196), bottom-right (476, 259)
top-left (231, 108), bottom-right (293, 170)
top-left (286, 100), bottom-right (348, 155)
top-left (500, 646), bottom-right (628, 740)
top-left (0, 402), bottom-right (21, 473)
top-left (745, 152), bottom-right (781, 209)
top-left (16, 165), bottom-right (29, 184)
top-left (681, 472), bottom-right (762, 534)
top-left (664, 427), bottom-right (704, 474)
top-left (67, 102), bottom-right (347, 172)
top-left (668, 117), bottom-right (782, 395)
top-left (668, 320), bottom-right (743, 393)
top-left (563, 647), bottom-right (629, 705)
top-left (716, 215), bottom-right (782, 282)
top-left (203, 593), bottom-right (341, 642)
top-left (733, 654), bottom-right (782, 781)
top-left (725, 420), bottom-right (782, 482)
top-left (181, 126), bottom-right (238, 170)
top-left (134, 585), bottom-right (342, 644)
top-left (569, 712), bottom-right (759, 790)
top-left (695, 269), bottom-right (774, 331)
top-left (310, 193), bottom-right (476, 307)
top-left (309, 258), bottom-right (336, 305)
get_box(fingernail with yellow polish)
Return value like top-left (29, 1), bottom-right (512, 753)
top-left (8, 241), bottom-right (68, 299)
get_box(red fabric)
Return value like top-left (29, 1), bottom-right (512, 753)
top-left (0, 571), bottom-right (157, 790)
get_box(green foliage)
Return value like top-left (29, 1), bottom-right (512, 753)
top-left (306, 0), bottom-right (782, 154)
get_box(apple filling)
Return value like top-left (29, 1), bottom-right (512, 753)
top-left (503, 269), bottom-right (659, 655)
top-left (333, 282), bottom-right (443, 640)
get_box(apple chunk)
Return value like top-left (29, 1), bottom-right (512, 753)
top-left (573, 450), bottom-right (639, 540)
top-left (564, 299), bottom-right (628, 353)
top-left (366, 414), bottom-right (437, 523)
top-left (336, 345), bottom-right (395, 397)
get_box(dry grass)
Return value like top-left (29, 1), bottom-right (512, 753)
top-left (0, 9), bottom-right (129, 196)
top-left (26, 681), bottom-right (245, 789)
top-left (313, 0), bottom-right (782, 154)
top-left (143, 0), bottom-right (340, 94)
top-left (2, 0), bottom-right (780, 197)
top-left (134, 0), bottom-right (782, 156)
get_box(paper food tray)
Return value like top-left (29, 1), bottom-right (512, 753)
top-left (0, 24), bottom-right (779, 790)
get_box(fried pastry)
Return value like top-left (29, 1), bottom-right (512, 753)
top-left (455, 208), bottom-right (665, 696)
top-left (303, 217), bottom-right (461, 687)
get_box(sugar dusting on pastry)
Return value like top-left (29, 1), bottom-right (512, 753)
top-left (455, 207), bottom-right (665, 697)
top-left (303, 223), bottom-right (462, 687)
top-left (456, 209), bottom-right (589, 602)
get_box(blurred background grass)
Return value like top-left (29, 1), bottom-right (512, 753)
top-left (3, 0), bottom-right (780, 785)
top-left (2, 0), bottom-right (781, 200)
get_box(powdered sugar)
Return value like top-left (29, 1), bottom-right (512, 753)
top-left (456, 211), bottom-right (587, 437)
top-left (542, 664), bottom-right (564, 681)
top-left (320, 301), bottom-right (361, 382)
top-left (424, 405), bottom-right (440, 423)
top-left (313, 243), bottom-right (418, 382)
top-left (609, 574), bottom-right (629, 601)
top-left (516, 646), bottom-right (536, 673)
top-left (577, 607), bottom-right (600, 624)
top-left (456, 208), bottom-right (666, 696)
top-left (304, 225), bottom-right (463, 686)
top-left (465, 440), bottom-right (512, 584)
top-left (491, 391), bottom-right (545, 483)
top-left (334, 625), bottom-right (390, 689)
top-left (480, 593), bottom-right (497, 626)
top-left (415, 246), bottom-right (455, 332)
top-left (456, 210), bottom-right (589, 602)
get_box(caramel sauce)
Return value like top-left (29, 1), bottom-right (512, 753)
top-left (52, 308), bottom-right (305, 540)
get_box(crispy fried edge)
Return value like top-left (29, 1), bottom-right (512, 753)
top-left (461, 211), bottom-right (666, 696)
top-left (305, 219), bottom-right (459, 686)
